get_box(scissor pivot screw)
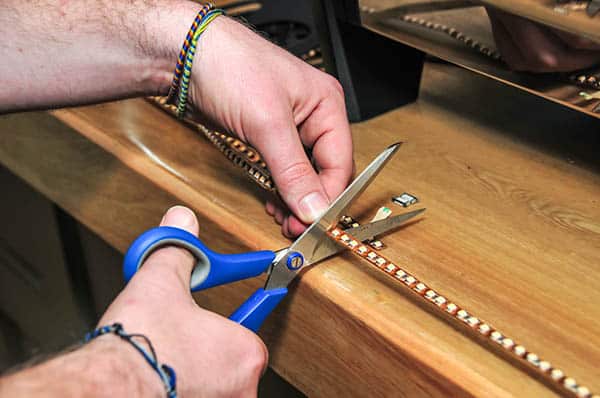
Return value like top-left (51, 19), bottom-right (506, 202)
top-left (286, 252), bottom-right (304, 270)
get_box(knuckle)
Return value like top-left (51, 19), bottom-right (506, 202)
top-left (530, 51), bottom-right (560, 71)
top-left (237, 334), bottom-right (268, 380)
top-left (277, 161), bottom-right (316, 188)
top-left (325, 75), bottom-right (345, 97)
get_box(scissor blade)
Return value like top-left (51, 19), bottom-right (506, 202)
top-left (265, 143), bottom-right (402, 290)
top-left (292, 208), bottom-right (427, 265)
top-left (346, 208), bottom-right (426, 242)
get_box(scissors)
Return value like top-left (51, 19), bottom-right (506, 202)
top-left (123, 143), bottom-right (425, 332)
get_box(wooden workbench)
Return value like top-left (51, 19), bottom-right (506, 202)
top-left (0, 62), bottom-right (598, 397)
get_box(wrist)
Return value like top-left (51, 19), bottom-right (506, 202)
top-left (0, 336), bottom-right (163, 397)
top-left (80, 336), bottom-right (164, 397)
top-left (137, 0), bottom-right (206, 96)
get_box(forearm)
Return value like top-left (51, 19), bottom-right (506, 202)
top-left (0, 337), bottom-right (162, 397)
top-left (0, 0), bottom-right (199, 112)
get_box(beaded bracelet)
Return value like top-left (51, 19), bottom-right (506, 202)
top-left (85, 323), bottom-right (177, 398)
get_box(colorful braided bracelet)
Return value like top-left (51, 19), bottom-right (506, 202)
top-left (175, 8), bottom-right (224, 117)
top-left (166, 2), bottom-right (214, 103)
top-left (167, 5), bottom-right (225, 118)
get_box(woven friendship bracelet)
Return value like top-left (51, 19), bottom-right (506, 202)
top-left (85, 323), bottom-right (177, 398)
top-left (175, 8), bottom-right (225, 118)
top-left (167, 3), bottom-right (214, 103)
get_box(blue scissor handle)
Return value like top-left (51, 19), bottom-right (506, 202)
top-left (123, 226), bottom-right (276, 291)
top-left (231, 287), bottom-right (288, 332)
top-left (123, 226), bottom-right (287, 331)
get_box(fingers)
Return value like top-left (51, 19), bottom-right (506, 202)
top-left (488, 9), bottom-right (600, 72)
top-left (299, 93), bottom-right (353, 202)
top-left (251, 115), bottom-right (330, 225)
top-left (487, 10), bottom-right (528, 69)
top-left (552, 30), bottom-right (600, 51)
top-left (259, 76), bottom-right (353, 237)
top-left (140, 206), bottom-right (200, 289)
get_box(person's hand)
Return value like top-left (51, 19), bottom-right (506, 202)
top-left (486, 8), bottom-right (600, 72)
top-left (190, 17), bottom-right (353, 238)
top-left (98, 206), bottom-right (267, 397)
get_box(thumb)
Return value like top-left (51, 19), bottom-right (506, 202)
top-left (255, 127), bottom-right (330, 225)
top-left (140, 205), bottom-right (200, 289)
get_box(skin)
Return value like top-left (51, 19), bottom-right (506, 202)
top-left (0, 0), bottom-right (354, 238)
top-left (0, 206), bottom-right (268, 397)
top-left (1, 1), bottom-right (596, 395)
top-left (0, 0), bottom-right (352, 395)
top-left (486, 8), bottom-right (600, 72)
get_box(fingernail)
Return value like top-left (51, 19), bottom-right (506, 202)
top-left (160, 206), bottom-right (197, 229)
top-left (298, 192), bottom-right (328, 223)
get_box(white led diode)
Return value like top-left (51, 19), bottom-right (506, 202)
top-left (357, 245), bottom-right (369, 255)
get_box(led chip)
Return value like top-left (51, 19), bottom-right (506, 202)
top-left (457, 310), bottom-right (469, 320)
top-left (446, 303), bottom-right (458, 314)
top-left (392, 193), bottom-right (419, 207)
top-left (385, 263), bottom-right (397, 273)
top-left (414, 283), bottom-right (427, 293)
top-left (490, 331), bottom-right (503, 342)
top-left (514, 345), bottom-right (526, 357)
top-left (501, 338), bottom-right (514, 349)
top-left (369, 240), bottom-right (384, 250)
top-left (551, 368), bottom-right (564, 381)
top-left (576, 386), bottom-right (590, 398)
top-left (526, 353), bottom-right (540, 366)
top-left (564, 377), bottom-right (577, 392)
top-left (539, 361), bottom-right (551, 372)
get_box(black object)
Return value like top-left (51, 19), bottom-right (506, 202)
top-left (227, 0), bottom-right (320, 57)
top-left (315, 0), bottom-right (425, 122)
top-left (228, 0), bottom-right (425, 122)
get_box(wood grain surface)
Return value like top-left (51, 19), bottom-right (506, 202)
top-left (0, 62), bottom-right (599, 397)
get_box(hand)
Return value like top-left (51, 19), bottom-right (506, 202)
top-left (190, 17), bottom-right (354, 238)
top-left (486, 8), bottom-right (600, 72)
top-left (99, 206), bottom-right (267, 397)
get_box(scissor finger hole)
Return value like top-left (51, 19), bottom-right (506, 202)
top-left (136, 239), bottom-right (212, 289)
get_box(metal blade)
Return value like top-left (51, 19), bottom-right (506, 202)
top-left (292, 208), bottom-right (427, 265)
top-left (345, 208), bottom-right (426, 242)
top-left (265, 143), bottom-right (402, 290)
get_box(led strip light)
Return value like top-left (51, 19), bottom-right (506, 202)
top-left (150, 97), bottom-right (600, 398)
top-left (399, 14), bottom-right (502, 60)
top-left (148, 96), bottom-right (275, 191)
top-left (327, 227), bottom-right (596, 398)
top-left (149, 90), bottom-right (596, 395)
top-left (148, 6), bottom-right (596, 391)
